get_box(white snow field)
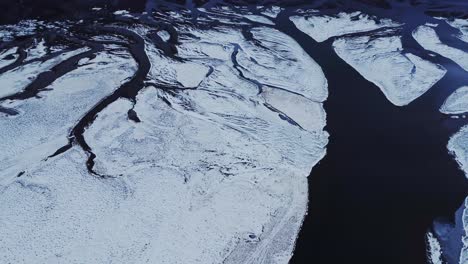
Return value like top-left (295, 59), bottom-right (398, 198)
top-left (333, 33), bottom-right (446, 106)
top-left (290, 11), bottom-right (400, 42)
top-left (440, 86), bottom-right (468, 115)
top-left (0, 10), bottom-right (328, 264)
top-left (413, 25), bottom-right (468, 72)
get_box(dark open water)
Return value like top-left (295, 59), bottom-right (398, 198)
top-left (1, 0), bottom-right (467, 263)
top-left (274, 4), bottom-right (468, 264)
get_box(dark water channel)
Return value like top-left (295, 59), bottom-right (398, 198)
top-left (274, 6), bottom-right (468, 264)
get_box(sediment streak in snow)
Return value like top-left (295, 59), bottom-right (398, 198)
top-left (0, 49), bottom-right (137, 183)
top-left (290, 11), bottom-right (400, 42)
top-left (427, 231), bottom-right (444, 264)
top-left (291, 12), bottom-right (446, 106)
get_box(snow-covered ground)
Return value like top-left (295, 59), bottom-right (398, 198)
top-left (0, 50), bottom-right (137, 184)
top-left (462, 197), bottom-right (468, 264)
top-left (0, 47), bottom-right (18, 68)
top-left (156, 30), bottom-right (170, 41)
top-left (0, 6), bottom-right (466, 264)
top-left (24, 39), bottom-right (48, 62)
top-left (238, 27), bottom-right (328, 101)
top-left (413, 25), bottom-right (468, 72)
top-left (291, 11), bottom-right (467, 263)
top-left (447, 125), bottom-right (468, 264)
top-left (290, 11), bottom-right (400, 42)
top-left (440, 86), bottom-right (468, 115)
top-left (291, 12), bottom-right (445, 106)
top-left (333, 33), bottom-right (446, 106)
top-left (244, 14), bottom-right (275, 25)
top-left (440, 79), bottom-right (468, 264)
top-left (261, 6), bottom-right (282, 19)
top-left (0, 9), bottom-right (328, 264)
top-left (421, 19), bottom-right (468, 264)
top-left (449, 125), bottom-right (468, 182)
top-left (0, 20), bottom-right (39, 41)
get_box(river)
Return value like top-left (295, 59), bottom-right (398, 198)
top-left (274, 5), bottom-right (468, 264)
